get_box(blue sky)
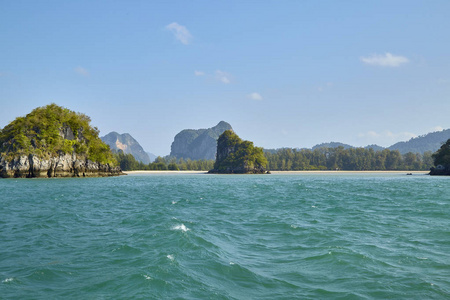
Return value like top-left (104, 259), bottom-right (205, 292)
top-left (1, 1), bottom-right (449, 156)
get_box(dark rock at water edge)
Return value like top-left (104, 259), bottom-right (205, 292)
top-left (170, 121), bottom-right (233, 160)
top-left (0, 153), bottom-right (123, 178)
top-left (429, 165), bottom-right (450, 176)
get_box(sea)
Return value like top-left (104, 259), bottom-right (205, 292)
top-left (1, 172), bottom-right (449, 299)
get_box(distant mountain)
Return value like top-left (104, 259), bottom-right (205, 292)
top-left (388, 129), bottom-right (450, 154)
top-left (365, 144), bottom-right (385, 151)
top-left (170, 121), bottom-right (233, 160)
top-left (101, 132), bottom-right (151, 164)
top-left (310, 129), bottom-right (450, 154)
top-left (146, 152), bottom-right (157, 163)
top-left (312, 142), bottom-right (354, 150)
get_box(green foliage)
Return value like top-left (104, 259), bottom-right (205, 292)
top-left (265, 146), bottom-right (433, 171)
top-left (213, 130), bottom-right (267, 173)
top-left (0, 104), bottom-right (116, 165)
top-left (432, 139), bottom-right (450, 167)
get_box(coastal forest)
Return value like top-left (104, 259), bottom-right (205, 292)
top-left (115, 147), bottom-right (433, 171)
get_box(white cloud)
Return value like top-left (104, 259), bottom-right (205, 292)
top-left (248, 92), bottom-right (263, 100)
top-left (166, 22), bottom-right (192, 45)
top-left (194, 70), bottom-right (205, 76)
top-left (75, 66), bottom-right (89, 76)
top-left (215, 70), bottom-right (231, 84)
top-left (360, 52), bottom-right (409, 67)
top-left (431, 126), bottom-right (444, 132)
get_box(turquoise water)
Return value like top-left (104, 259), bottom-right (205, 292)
top-left (1, 173), bottom-right (449, 299)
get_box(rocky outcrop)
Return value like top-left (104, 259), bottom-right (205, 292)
top-left (101, 132), bottom-right (151, 164)
top-left (429, 165), bottom-right (450, 176)
top-left (209, 130), bottom-right (268, 174)
top-left (0, 104), bottom-right (123, 178)
top-left (0, 153), bottom-right (122, 178)
top-left (170, 121), bottom-right (233, 160)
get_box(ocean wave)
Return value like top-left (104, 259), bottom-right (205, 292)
top-left (172, 224), bottom-right (190, 232)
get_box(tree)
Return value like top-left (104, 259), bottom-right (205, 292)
top-left (432, 139), bottom-right (450, 167)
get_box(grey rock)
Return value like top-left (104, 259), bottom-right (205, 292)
top-left (170, 121), bottom-right (232, 160)
top-left (0, 153), bottom-right (122, 178)
top-left (101, 132), bottom-right (151, 164)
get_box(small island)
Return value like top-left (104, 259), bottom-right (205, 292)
top-left (208, 130), bottom-right (268, 174)
top-left (429, 139), bottom-right (450, 175)
top-left (0, 104), bottom-right (122, 178)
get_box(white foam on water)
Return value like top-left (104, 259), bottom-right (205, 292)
top-left (290, 224), bottom-right (298, 229)
top-left (167, 254), bottom-right (174, 261)
top-left (2, 278), bottom-right (13, 283)
top-left (171, 201), bottom-right (177, 205)
top-left (143, 275), bottom-right (151, 280)
top-left (172, 224), bottom-right (189, 232)
top-left (229, 262), bottom-right (235, 265)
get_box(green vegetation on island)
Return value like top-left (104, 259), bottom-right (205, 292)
top-left (209, 130), bottom-right (267, 174)
top-left (0, 104), bottom-right (121, 178)
top-left (0, 104), bottom-right (116, 165)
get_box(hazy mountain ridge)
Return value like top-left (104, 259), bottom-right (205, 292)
top-left (388, 129), bottom-right (450, 154)
top-left (312, 142), bottom-right (354, 150)
top-left (101, 132), bottom-right (151, 164)
top-left (264, 129), bottom-right (449, 155)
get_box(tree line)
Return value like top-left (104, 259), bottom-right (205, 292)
top-left (114, 151), bottom-right (214, 171)
top-left (115, 146), bottom-right (434, 171)
top-left (264, 147), bottom-right (434, 171)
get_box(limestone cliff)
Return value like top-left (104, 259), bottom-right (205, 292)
top-left (170, 121), bottom-right (233, 160)
top-left (0, 104), bottom-right (122, 178)
top-left (0, 153), bottom-right (122, 178)
top-left (101, 132), bottom-right (151, 164)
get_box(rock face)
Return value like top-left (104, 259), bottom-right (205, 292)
top-left (101, 132), bottom-right (151, 164)
top-left (0, 153), bottom-right (122, 178)
top-left (209, 130), bottom-right (267, 174)
top-left (170, 121), bottom-right (233, 160)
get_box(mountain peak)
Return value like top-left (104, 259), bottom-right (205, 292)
top-left (170, 121), bottom-right (233, 160)
top-left (101, 132), bottom-right (151, 164)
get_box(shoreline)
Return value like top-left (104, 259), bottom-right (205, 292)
top-left (124, 170), bottom-right (429, 175)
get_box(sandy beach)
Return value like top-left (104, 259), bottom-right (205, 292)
top-left (124, 170), bottom-right (429, 175)
top-left (124, 170), bottom-right (208, 175)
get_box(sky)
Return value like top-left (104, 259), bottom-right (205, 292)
top-left (1, 1), bottom-right (449, 156)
